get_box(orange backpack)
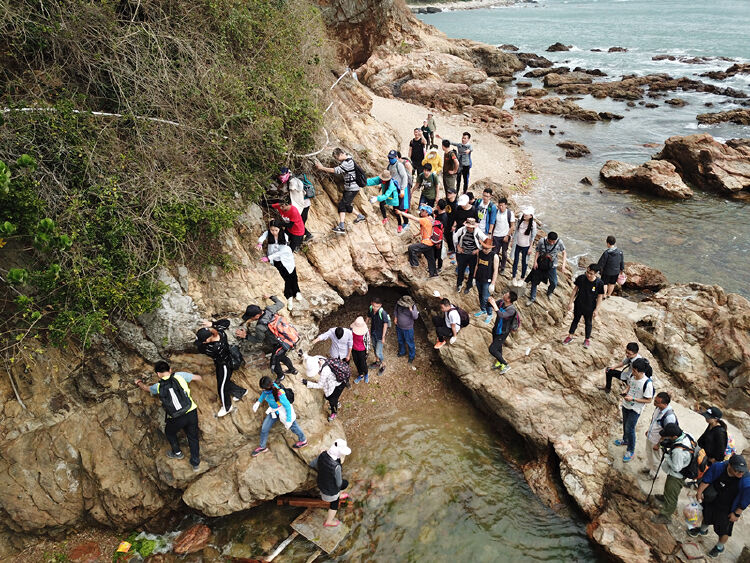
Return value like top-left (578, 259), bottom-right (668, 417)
top-left (268, 314), bottom-right (299, 349)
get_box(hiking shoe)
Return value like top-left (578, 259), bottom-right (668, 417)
top-left (651, 514), bottom-right (671, 525)
top-left (434, 341), bottom-right (446, 349)
top-left (382, 217), bottom-right (388, 225)
top-left (526, 299), bottom-right (535, 306)
top-left (167, 451), bottom-right (184, 460)
top-left (368, 362), bottom-right (380, 370)
top-left (216, 406), bottom-right (234, 418)
top-left (233, 389), bottom-right (248, 402)
top-left (613, 439), bottom-right (627, 447)
top-left (328, 413), bottom-right (337, 422)
top-left (583, 339), bottom-right (591, 348)
top-left (354, 376), bottom-right (363, 384)
top-left (293, 440), bottom-right (308, 449)
top-left (493, 361), bottom-right (504, 370)
top-left (304, 233), bottom-right (313, 242)
top-left (397, 225), bottom-right (403, 233)
top-left (474, 311), bottom-right (485, 318)
top-left (708, 545), bottom-right (725, 558)
top-left (287, 368), bottom-right (298, 375)
top-left (623, 451), bottom-right (635, 462)
top-left (378, 364), bottom-right (386, 375)
top-left (296, 292), bottom-right (302, 300)
top-left (252, 447), bottom-right (269, 457)
top-left (191, 463), bottom-right (200, 472)
top-left (484, 316), bottom-right (492, 324)
top-left (563, 336), bottom-right (574, 345)
top-left (499, 364), bottom-right (511, 374)
top-left (332, 225), bottom-right (346, 234)
top-left (463, 286), bottom-right (472, 295)
top-left (354, 214), bottom-right (366, 224)
top-left (275, 374), bottom-right (285, 383)
top-left (455, 286), bottom-right (461, 293)
top-left (687, 527), bottom-right (708, 537)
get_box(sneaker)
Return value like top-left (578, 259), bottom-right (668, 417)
top-left (613, 439), bottom-right (627, 447)
top-left (397, 225), bottom-right (403, 233)
top-left (287, 368), bottom-right (298, 375)
top-left (526, 299), bottom-right (535, 306)
top-left (296, 292), bottom-right (302, 300)
top-left (167, 451), bottom-right (184, 460)
top-left (368, 362), bottom-right (380, 370)
top-left (450, 260), bottom-right (456, 265)
top-left (623, 451), bottom-right (635, 462)
top-left (191, 463), bottom-right (200, 472)
top-left (463, 286), bottom-right (471, 295)
top-left (382, 217), bottom-right (388, 225)
top-left (583, 339), bottom-right (591, 348)
top-left (474, 311), bottom-right (485, 318)
top-left (354, 376), bottom-right (363, 384)
top-left (364, 374), bottom-right (369, 383)
top-left (287, 296), bottom-right (294, 311)
top-left (328, 413), bottom-right (337, 422)
top-left (493, 361), bottom-right (503, 369)
top-left (378, 364), bottom-right (386, 375)
top-left (434, 341), bottom-right (446, 349)
top-left (687, 527), bottom-right (709, 537)
top-left (484, 316), bottom-right (492, 324)
top-left (332, 225), bottom-right (346, 234)
top-left (275, 374), bottom-right (285, 383)
top-left (499, 364), bottom-right (511, 374)
top-left (304, 233), bottom-right (313, 242)
top-left (252, 446), bottom-right (269, 457)
top-left (293, 440), bottom-right (308, 449)
top-left (233, 389), bottom-right (248, 402)
top-left (708, 545), bottom-right (725, 558)
top-left (563, 336), bottom-right (574, 345)
top-left (354, 214), bottom-right (366, 224)
top-left (216, 406), bottom-right (234, 417)
top-left (455, 286), bottom-right (461, 293)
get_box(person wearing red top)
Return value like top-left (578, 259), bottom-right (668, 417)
top-left (272, 202), bottom-right (305, 251)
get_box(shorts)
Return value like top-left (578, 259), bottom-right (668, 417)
top-left (702, 501), bottom-right (735, 537)
top-left (338, 190), bottom-right (358, 213)
top-left (602, 273), bottom-right (619, 284)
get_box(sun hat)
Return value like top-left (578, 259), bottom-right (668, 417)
top-left (351, 316), bottom-right (368, 336)
top-left (380, 170), bottom-right (392, 181)
top-left (464, 217), bottom-right (478, 226)
top-left (701, 406), bottom-right (723, 420)
top-left (397, 295), bottom-right (415, 309)
top-left (457, 194), bottom-right (469, 207)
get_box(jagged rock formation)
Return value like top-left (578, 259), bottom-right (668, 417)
top-left (600, 159), bottom-right (694, 199)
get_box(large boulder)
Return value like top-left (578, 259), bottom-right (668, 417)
top-left (600, 159), bottom-right (694, 199)
top-left (546, 42), bottom-right (571, 52)
top-left (654, 133), bottom-right (750, 194)
top-left (622, 262), bottom-right (668, 291)
top-left (543, 72), bottom-right (594, 88)
top-left (399, 79), bottom-right (473, 109)
top-left (696, 109), bottom-right (750, 125)
top-left (557, 141), bottom-right (590, 158)
top-left (513, 96), bottom-right (601, 121)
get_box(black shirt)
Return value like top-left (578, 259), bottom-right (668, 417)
top-left (698, 424), bottom-right (728, 462)
top-left (453, 205), bottom-right (478, 230)
top-left (367, 306), bottom-right (391, 340)
top-left (573, 274), bottom-right (604, 312)
top-left (410, 138), bottom-right (426, 165)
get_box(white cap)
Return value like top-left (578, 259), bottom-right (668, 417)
top-left (521, 205), bottom-right (535, 216)
top-left (328, 439), bottom-right (351, 459)
top-left (457, 194), bottom-right (469, 207)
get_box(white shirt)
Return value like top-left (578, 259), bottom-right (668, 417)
top-left (477, 201), bottom-right (490, 232)
top-left (647, 405), bottom-right (677, 444)
top-left (445, 309), bottom-right (462, 333)
top-left (258, 231), bottom-right (296, 274)
top-left (494, 208), bottom-right (515, 238)
top-left (515, 218), bottom-right (533, 247)
top-left (288, 177), bottom-right (310, 212)
top-left (622, 375), bottom-right (654, 414)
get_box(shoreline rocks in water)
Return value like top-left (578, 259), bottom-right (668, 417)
top-left (546, 42), bottom-right (572, 52)
top-left (556, 141), bottom-right (590, 158)
top-left (600, 159), bottom-right (694, 199)
top-left (697, 108), bottom-right (750, 125)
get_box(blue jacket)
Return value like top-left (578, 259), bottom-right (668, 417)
top-left (701, 460), bottom-right (750, 513)
top-left (367, 176), bottom-right (400, 207)
top-left (258, 384), bottom-right (294, 423)
top-left (473, 200), bottom-right (497, 235)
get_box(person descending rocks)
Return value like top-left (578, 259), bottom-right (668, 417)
top-left (367, 169), bottom-right (402, 231)
top-left (527, 231), bottom-right (567, 305)
top-left (474, 237), bottom-right (499, 322)
top-left (698, 406), bottom-right (729, 466)
top-left (301, 353), bottom-right (348, 422)
top-left (135, 361), bottom-right (204, 471)
top-left (256, 220), bottom-right (301, 310)
top-left (313, 326), bottom-right (353, 361)
top-left (237, 295), bottom-right (299, 382)
top-left (314, 148), bottom-right (366, 234)
top-left (487, 292), bottom-right (519, 374)
top-left (563, 263), bottom-right (605, 348)
top-left (350, 316), bottom-right (371, 384)
top-left (196, 319), bottom-right (248, 418)
top-left (309, 438), bottom-right (352, 527)
top-left (399, 204), bottom-right (438, 278)
top-left (453, 216), bottom-right (487, 295)
top-left (474, 186), bottom-right (497, 244)
top-left (613, 358), bottom-right (654, 462)
top-left (510, 206), bottom-right (536, 286)
top-left (415, 163), bottom-right (440, 209)
top-left (367, 296), bottom-right (391, 376)
top-left (598, 235), bottom-right (624, 299)
top-left (601, 341), bottom-right (644, 393)
top-left (279, 167), bottom-right (312, 241)
top-left (394, 295), bottom-right (419, 368)
top-left (271, 200), bottom-right (305, 252)
top-left (651, 422), bottom-right (693, 525)
top-left (687, 454), bottom-right (749, 558)
top-left (441, 139), bottom-right (460, 193)
top-left (493, 197), bottom-right (515, 274)
top-left (642, 391), bottom-right (679, 480)
top-left (409, 128), bottom-right (427, 177)
top-left (387, 149), bottom-right (409, 205)
top-left (433, 297), bottom-right (466, 349)
top-left (251, 376), bottom-right (307, 456)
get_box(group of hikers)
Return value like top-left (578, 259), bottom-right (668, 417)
top-left (134, 114), bottom-right (747, 547)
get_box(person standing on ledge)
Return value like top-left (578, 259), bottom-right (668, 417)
top-left (426, 113), bottom-right (437, 146)
top-left (449, 132), bottom-right (473, 193)
top-left (697, 406), bottom-right (729, 467)
top-left (313, 326), bottom-right (353, 361)
top-left (563, 263), bottom-right (604, 348)
top-left (527, 231), bottom-right (567, 305)
top-left (367, 296), bottom-right (391, 376)
top-left (408, 128), bottom-right (427, 178)
top-left (309, 439), bottom-right (352, 527)
top-left (441, 139), bottom-right (460, 194)
top-left (487, 292), bottom-right (518, 374)
top-left (350, 316), bottom-right (371, 384)
top-left (314, 148), bottom-right (366, 234)
top-left (651, 422), bottom-right (692, 525)
top-left (598, 235), bottom-right (624, 299)
top-left (641, 391), bottom-right (678, 479)
top-left (394, 295), bottom-right (419, 368)
top-left (135, 361), bottom-right (203, 471)
top-left (613, 358), bottom-right (654, 463)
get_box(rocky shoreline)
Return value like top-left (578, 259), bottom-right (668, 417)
top-left (408, 0), bottom-right (526, 15)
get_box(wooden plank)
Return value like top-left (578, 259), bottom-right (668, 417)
top-left (291, 508), bottom-right (349, 555)
top-left (266, 531), bottom-right (299, 562)
top-left (276, 496), bottom-right (349, 509)
top-left (304, 548), bottom-right (322, 563)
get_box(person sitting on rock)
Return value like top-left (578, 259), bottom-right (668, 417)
top-left (563, 263), bottom-right (604, 348)
top-left (597, 235), bottom-right (624, 299)
top-left (256, 220), bottom-right (301, 311)
top-left (251, 376), bottom-right (307, 456)
top-left (135, 361), bottom-right (204, 471)
top-left (526, 231), bottom-right (567, 305)
top-left (453, 216), bottom-right (487, 295)
top-left (687, 454), bottom-right (749, 558)
top-left (697, 406), bottom-right (729, 466)
top-left (642, 391), bottom-right (678, 479)
top-left (309, 438), bottom-right (352, 527)
top-left (487, 292), bottom-right (518, 374)
top-left (196, 319), bottom-right (247, 418)
top-left (651, 422), bottom-right (693, 525)
top-left (601, 342), bottom-right (643, 393)
top-left (433, 298), bottom-right (463, 349)
top-left (314, 148), bottom-right (366, 234)
top-left (350, 316), bottom-right (371, 384)
top-left (236, 296), bottom-right (299, 382)
top-left (398, 204), bottom-right (438, 278)
top-left (613, 358), bottom-right (654, 463)
top-left (313, 326), bottom-right (352, 361)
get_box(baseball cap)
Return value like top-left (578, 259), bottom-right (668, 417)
top-left (418, 204), bottom-right (433, 215)
top-left (195, 328), bottom-right (212, 344)
top-left (457, 194), bottom-right (469, 206)
top-left (387, 149), bottom-right (398, 159)
top-left (446, 187), bottom-right (457, 195)
top-left (701, 406), bottom-right (723, 420)
top-left (242, 304), bottom-right (262, 321)
top-left (659, 422), bottom-right (682, 438)
top-left (728, 454), bottom-right (748, 475)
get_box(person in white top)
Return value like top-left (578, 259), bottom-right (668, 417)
top-left (510, 206), bottom-right (537, 286)
top-left (493, 197), bottom-right (516, 273)
top-left (613, 358), bottom-right (654, 463)
top-left (313, 327), bottom-right (353, 360)
top-left (279, 167), bottom-right (312, 241)
top-left (257, 220), bottom-right (301, 310)
top-left (643, 392), bottom-right (679, 478)
top-left (432, 298), bottom-right (462, 349)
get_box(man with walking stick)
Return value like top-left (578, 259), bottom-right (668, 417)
top-left (650, 423), bottom-right (693, 525)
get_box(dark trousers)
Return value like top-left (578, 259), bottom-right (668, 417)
top-left (379, 201), bottom-right (404, 225)
top-left (273, 262), bottom-right (300, 299)
top-left (215, 362), bottom-right (246, 411)
top-left (432, 315), bottom-right (453, 342)
top-left (456, 252), bottom-right (477, 289)
top-left (419, 194), bottom-right (435, 208)
top-left (327, 382), bottom-right (347, 414)
top-left (445, 224), bottom-right (455, 254)
top-left (165, 409), bottom-right (200, 466)
top-left (512, 245), bottom-right (530, 278)
top-left (569, 307), bottom-right (594, 338)
top-left (604, 368), bottom-right (624, 392)
top-left (457, 165), bottom-right (471, 192)
top-left (301, 207), bottom-right (311, 238)
top-left (622, 407), bottom-right (640, 455)
top-left (489, 332), bottom-right (509, 365)
top-left (287, 231), bottom-right (304, 252)
top-left (352, 349), bottom-right (368, 376)
top-left (270, 345), bottom-right (294, 380)
top-left (434, 244), bottom-right (443, 270)
top-left (493, 236), bottom-right (510, 271)
top-left (408, 242), bottom-right (437, 275)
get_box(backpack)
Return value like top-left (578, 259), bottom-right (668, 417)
top-left (276, 382), bottom-right (295, 404)
top-left (324, 358), bottom-right (351, 384)
top-left (510, 309), bottom-right (521, 332)
top-left (536, 240), bottom-right (558, 271)
top-left (229, 344), bottom-right (245, 371)
top-left (298, 174), bottom-right (315, 199)
top-left (158, 376), bottom-right (192, 418)
top-left (641, 377), bottom-right (654, 395)
top-left (451, 306), bottom-right (470, 328)
top-left (430, 218), bottom-right (444, 245)
top-left (673, 434), bottom-right (709, 480)
top-left (268, 314), bottom-right (299, 349)
top-left (352, 160), bottom-right (367, 188)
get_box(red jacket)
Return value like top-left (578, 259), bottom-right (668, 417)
top-left (272, 203), bottom-right (305, 236)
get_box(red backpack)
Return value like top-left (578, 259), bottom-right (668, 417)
top-left (430, 219), bottom-right (444, 245)
top-left (268, 314), bottom-right (299, 349)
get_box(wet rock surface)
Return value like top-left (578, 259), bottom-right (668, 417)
top-left (600, 159), bottom-right (694, 199)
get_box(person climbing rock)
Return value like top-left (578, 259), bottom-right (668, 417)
top-left (399, 204), bottom-right (438, 278)
top-left (302, 353), bottom-right (348, 422)
top-left (256, 220), bottom-right (301, 310)
top-left (271, 200), bottom-right (305, 252)
top-left (314, 147), bottom-right (366, 234)
top-left (613, 358), bottom-right (654, 462)
top-left (394, 295), bottom-right (419, 367)
top-left (313, 326), bottom-right (353, 361)
top-left (642, 392), bottom-right (678, 479)
top-left (237, 296), bottom-right (299, 382)
top-left (367, 296), bottom-right (391, 376)
top-left (251, 376), bottom-right (307, 456)
top-left (453, 216), bottom-right (487, 295)
top-left (387, 150), bottom-right (409, 204)
top-left (563, 263), bottom-right (604, 348)
top-left (698, 406), bottom-right (729, 466)
top-left (527, 231), bottom-right (567, 305)
top-left (433, 298), bottom-right (464, 349)
top-left (196, 319), bottom-right (247, 418)
top-left (350, 316), bottom-right (371, 384)
top-left (309, 438), bottom-right (352, 527)
top-left (687, 454), bottom-right (749, 558)
top-left (474, 237), bottom-right (499, 321)
top-left (601, 342), bottom-right (646, 393)
top-left (135, 361), bottom-right (203, 471)
top-left (651, 422), bottom-right (692, 525)
top-left (487, 292), bottom-right (518, 374)
top-left (598, 235), bottom-right (624, 299)
top-left (367, 170), bottom-right (404, 232)
top-left (279, 167), bottom-right (312, 241)
top-left (510, 206), bottom-right (536, 286)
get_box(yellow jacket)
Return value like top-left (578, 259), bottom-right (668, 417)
top-left (422, 149), bottom-right (443, 175)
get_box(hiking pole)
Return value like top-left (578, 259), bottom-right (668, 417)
top-left (646, 450), bottom-right (665, 503)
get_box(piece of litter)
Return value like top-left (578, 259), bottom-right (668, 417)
top-left (433, 290), bottom-right (441, 297)
top-left (525, 347), bottom-right (531, 356)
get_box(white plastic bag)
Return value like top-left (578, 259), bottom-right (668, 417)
top-left (683, 501), bottom-right (703, 527)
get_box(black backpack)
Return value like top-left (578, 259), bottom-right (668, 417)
top-left (451, 306), bottom-right (470, 328)
top-left (352, 160), bottom-right (367, 187)
top-left (230, 344), bottom-right (244, 371)
top-left (278, 383), bottom-right (295, 404)
top-left (673, 434), bottom-right (708, 480)
top-left (158, 376), bottom-right (192, 418)
top-left (536, 240), bottom-right (558, 271)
